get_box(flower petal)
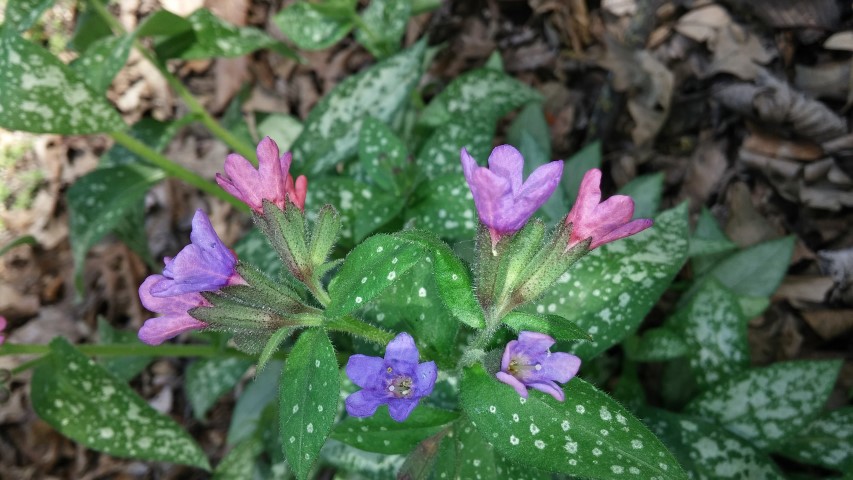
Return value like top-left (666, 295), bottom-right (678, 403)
top-left (345, 390), bottom-right (383, 418)
top-left (527, 380), bottom-right (565, 402)
top-left (139, 275), bottom-right (207, 314)
top-left (387, 398), bottom-right (419, 422)
top-left (346, 354), bottom-right (386, 389)
top-left (384, 332), bottom-right (419, 366)
top-left (487, 145), bottom-right (525, 194)
top-left (501, 339), bottom-right (517, 371)
top-left (496, 371), bottom-right (529, 398)
top-left (567, 168), bottom-right (602, 226)
top-left (515, 331), bottom-right (556, 357)
top-left (414, 361), bottom-right (438, 398)
top-left (540, 352), bottom-right (582, 383)
top-left (138, 313), bottom-right (206, 345)
top-left (590, 218), bottom-right (654, 250)
top-left (470, 167), bottom-right (512, 230)
top-left (223, 153), bottom-right (264, 209)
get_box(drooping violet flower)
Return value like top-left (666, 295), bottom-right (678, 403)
top-left (565, 169), bottom-right (653, 251)
top-left (216, 136), bottom-right (308, 213)
top-left (495, 331), bottom-right (581, 402)
top-left (138, 275), bottom-right (208, 345)
top-left (0, 316), bottom-right (6, 345)
top-left (345, 332), bottom-right (437, 422)
top-left (461, 145), bottom-right (563, 247)
top-left (149, 209), bottom-right (243, 297)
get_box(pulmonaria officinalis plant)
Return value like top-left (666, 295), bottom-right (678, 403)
top-left (495, 331), bottom-right (582, 402)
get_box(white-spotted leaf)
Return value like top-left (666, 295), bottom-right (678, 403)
top-left (405, 174), bottom-right (478, 241)
top-left (331, 406), bottom-right (457, 454)
top-left (279, 329), bottom-right (340, 480)
top-left (355, 0), bottom-right (411, 57)
top-left (775, 407), bottom-right (853, 472)
top-left (358, 116), bottom-right (409, 193)
top-left (274, 2), bottom-right (353, 51)
top-left (624, 326), bottom-right (688, 362)
top-left (70, 34), bottom-right (133, 94)
top-left (3, 0), bottom-right (54, 32)
top-left (227, 361), bottom-right (283, 445)
top-left (186, 358), bottom-right (252, 420)
top-left (305, 177), bottom-right (402, 244)
top-left (414, 111), bottom-right (495, 179)
top-left (31, 337), bottom-right (210, 469)
top-left (461, 365), bottom-right (686, 479)
top-left (320, 439), bottom-right (404, 479)
top-left (234, 228), bottom-right (282, 279)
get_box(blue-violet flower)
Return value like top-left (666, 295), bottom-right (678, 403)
top-left (461, 145), bottom-right (563, 247)
top-left (345, 332), bottom-right (437, 422)
top-left (138, 275), bottom-right (208, 345)
top-left (495, 331), bottom-right (581, 402)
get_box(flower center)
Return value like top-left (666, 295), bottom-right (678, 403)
top-left (387, 375), bottom-right (414, 398)
top-left (507, 356), bottom-right (541, 378)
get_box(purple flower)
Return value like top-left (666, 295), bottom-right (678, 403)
top-left (495, 331), bottom-right (581, 402)
top-left (138, 275), bottom-right (208, 345)
top-left (565, 169), bottom-right (653, 251)
top-left (461, 145), bottom-right (563, 246)
top-left (149, 209), bottom-right (243, 297)
top-left (216, 136), bottom-right (308, 213)
top-left (345, 332), bottom-right (437, 422)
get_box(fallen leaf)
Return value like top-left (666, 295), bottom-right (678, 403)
top-left (801, 309), bottom-right (853, 340)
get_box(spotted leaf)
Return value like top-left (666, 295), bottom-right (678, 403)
top-left (775, 407), bottom-right (853, 472)
top-left (623, 326), bottom-right (688, 362)
top-left (70, 34), bottom-right (133, 94)
top-left (320, 439), bottom-right (404, 480)
top-left (685, 360), bottom-right (842, 450)
top-left (279, 329), bottom-right (340, 480)
top-left (305, 177), bottom-right (402, 245)
top-left (31, 337), bottom-right (210, 469)
top-left (461, 365), bottom-right (686, 479)
top-left (186, 358), bottom-right (252, 420)
top-left (405, 174), bottom-right (478, 241)
top-left (355, 0), bottom-right (411, 57)
top-left (358, 116), bottom-right (409, 193)
top-left (331, 406), bottom-right (457, 454)
top-left (234, 228), bottom-right (282, 279)
top-left (274, 1), bottom-right (353, 51)
top-left (414, 114), bottom-right (495, 180)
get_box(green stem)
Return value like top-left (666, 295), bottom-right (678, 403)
top-left (307, 277), bottom-right (332, 308)
top-left (109, 131), bottom-right (248, 212)
top-left (0, 342), bottom-right (252, 359)
top-left (326, 316), bottom-right (394, 346)
top-left (89, 0), bottom-right (257, 162)
top-left (411, 0), bottom-right (443, 15)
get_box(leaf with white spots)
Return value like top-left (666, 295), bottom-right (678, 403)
top-left (414, 113), bottom-right (495, 180)
top-left (273, 1), bottom-right (353, 51)
top-left (327, 234), bottom-right (426, 318)
top-left (305, 177), bottom-right (402, 245)
top-left (502, 312), bottom-right (591, 342)
top-left (292, 39), bottom-right (426, 174)
top-left (186, 357), bottom-right (252, 420)
top-left (279, 329), bottom-right (340, 480)
top-left (213, 437), bottom-right (264, 480)
top-left (419, 68), bottom-right (542, 128)
top-left (70, 34), bottom-right (133, 94)
top-left (68, 164), bottom-right (166, 290)
top-left (685, 360), bottom-right (843, 450)
top-left (433, 420), bottom-right (498, 479)
top-left (96, 318), bottom-right (152, 382)
top-left (331, 406), bottom-right (458, 454)
top-left (228, 361), bottom-right (283, 445)
top-left (461, 365), bottom-right (686, 479)
top-left (529, 203), bottom-right (690, 360)
top-left (355, 0), bottom-right (411, 58)
top-left (775, 407), bottom-right (853, 472)
top-left (234, 228), bottom-right (283, 279)
top-left (623, 326), bottom-right (688, 362)
top-left (31, 337), bottom-right (210, 469)
top-left (320, 439), bottom-right (405, 479)
top-left (358, 116), bottom-right (410, 194)
top-left (405, 174), bottom-right (478, 241)
top-left (644, 408), bottom-right (784, 480)
top-left (0, 33), bottom-right (124, 133)
top-left (688, 208), bottom-right (737, 266)
top-left (155, 8), bottom-right (297, 60)
top-left (3, 0), bottom-right (54, 33)
top-left (671, 279), bottom-right (749, 390)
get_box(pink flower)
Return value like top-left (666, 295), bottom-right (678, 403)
top-left (0, 316), bottom-right (6, 345)
top-left (216, 136), bottom-right (308, 213)
top-left (138, 275), bottom-right (208, 345)
top-left (461, 145), bottom-right (563, 246)
top-left (565, 169), bottom-right (653, 251)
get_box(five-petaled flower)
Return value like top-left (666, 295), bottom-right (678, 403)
top-left (216, 136), bottom-right (308, 213)
top-left (149, 209), bottom-right (243, 297)
top-left (345, 332), bottom-right (437, 422)
top-left (138, 275), bottom-right (208, 345)
top-left (461, 145), bottom-right (563, 247)
top-left (565, 169), bottom-right (653, 251)
top-left (495, 331), bottom-right (581, 402)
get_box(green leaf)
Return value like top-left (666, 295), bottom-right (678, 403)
top-left (292, 39), bottom-right (426, 174)
top-left (320, 439), bottom-right (405, 479)
top-left (68, 164), bottom-right (165, 290)
top-left (274, 1), bottom-right (353, 50)
top-left (97, 318), bottom-right (152, 381)
top-left (419, 68), bottom-right (542, 128)
top-left (156, 8), bottom-right (297, 60)
top-left (227, 361), bottom-right (283, 445)
top-left (618, 173), bottom-right (664, 219)
top-left (461, 365), bottom-right (686, 479)
top-left (69, 6), bottom-right (113, 52)
top-left (738, 295), bottom-right (770, 319)
top-left (529, 203), bottom-right (690, 359)
top-left (70, 34), bottom-right (133, 94)
top-left (397, 428), bottom-right (448, 480)
top-left (702, 236), bottom-right (796, 298)
top-left (0, 33), bottom-right (124, 133)
top-left (213, 437), bottom-right (264, 480)
top-left (502, 312), bottom-right (591, 342)
top-left (31, 337), bottom-right (209, 469)
top-left (623, 326), bottom-right (687, 362)
top-left (645, 408), bottom-right (784, 480)
top-left (305, 177), bottom-right (401, 244)
top-left (331, 406), bottom-right (458, 454)
top-left (0, 234), bottom-right (36, 257)
top-left (674, 279), bottom-right (749, 390)
top-left (689, 208), bottom-right (737, 275)
top-left (775, 407), bottom-right (853, 472)
top-left (358, 116), bottom-right (409, 193)
top-left (257, 113), bottom-right (303, 152)
top-left (234, 228), bottom-right (282, 279)
top-left (327, 234), bottom-right (426, 318)
top-left (257, 327), bottom-right (292, 374)
top-left (100, 117), bottom-right (186, 167)
top-left (279, 329), bottom-right (340, 480)
top-left (186, 357), bottom-right (252, 420)
top-left (2, 0), bottom-right (54, 33)
top-left (563, 141), bottom-right (602, 206)
top-left (433, 420), bottom-right (498, 479)
top-left (355, 0), bottom-right (411, 57)
top-left (405, 174), bottom-right (477, 241)
top-left (685, 360), bottom-right (842, 449)
top-left (414, 113), bottom-right (496, 180)
top-left (135, 9), bottom-right (193, 37)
